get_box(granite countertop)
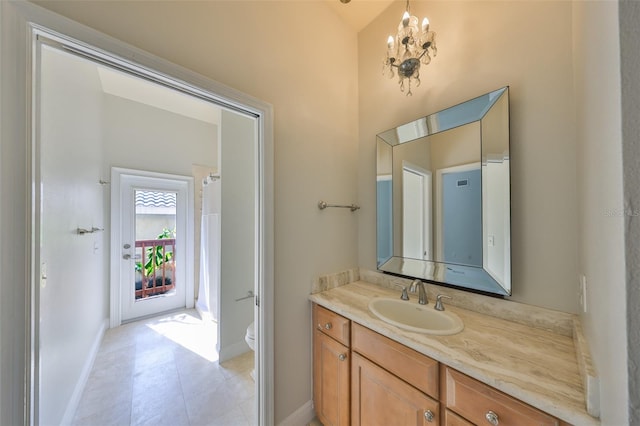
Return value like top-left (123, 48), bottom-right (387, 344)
top-left (309, 280), bottom-right (598, 426)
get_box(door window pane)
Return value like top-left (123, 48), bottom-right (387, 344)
top-left (134, 190), bottom-right (177, 300)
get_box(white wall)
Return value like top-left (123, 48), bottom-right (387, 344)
top-left (39, 46), bottom-right (108, 426)
top-left (30, 2), bottom-right (360, 421)
top-left (358, 1), bottom-right (578, 312)
top-left (102, 94), bottom-right (216, 177)
top-left (573, 1), bottom-right (628, 424)
top-left (218, 110), bottom-right (256, 361)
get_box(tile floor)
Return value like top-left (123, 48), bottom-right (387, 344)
top-left (72, 310), bottom-right (255, 426)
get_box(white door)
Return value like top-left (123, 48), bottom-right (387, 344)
top-left (402, 163), bottom-right (433, 260)
top-left (116, 171), bottom-right (193, 322)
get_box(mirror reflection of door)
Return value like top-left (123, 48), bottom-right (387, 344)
top-left (402, 162), bottom-right (432, 261)
top-left (441, 167), bottom-right (482, 267)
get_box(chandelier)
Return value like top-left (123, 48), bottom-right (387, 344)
top-left (384, 0), bottom-right (437, 96)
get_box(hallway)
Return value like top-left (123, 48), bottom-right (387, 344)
top-left (71, 310), bottom-right (255, 426)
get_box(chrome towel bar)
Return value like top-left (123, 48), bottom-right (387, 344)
top-left (318, 200), bottom-right (360, 212)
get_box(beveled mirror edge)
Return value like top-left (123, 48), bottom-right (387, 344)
top-left (377, 86), bottom-right (509, 147)
top-left (376, 86), bottom-right (511, 297)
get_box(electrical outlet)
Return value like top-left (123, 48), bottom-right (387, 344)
top-left (578, 275), bottom-right (587, 313)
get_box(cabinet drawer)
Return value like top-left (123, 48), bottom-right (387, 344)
top-left (352, 323), bottom-right (438, 399)
top-left (444, 409), bottom-right (474, 426)
top-left (313, 304), bottom-right (350, 347)
top-left (441, 366), bottom-right (560, 426)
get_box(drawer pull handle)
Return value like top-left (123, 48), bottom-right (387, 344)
top-left (324, 322), bottom-right (333, 330)
top-left (338, 353), bottom-right (347, 361)
top-left (424, 410), bottom-right (434, 422)
top-left (485, 410), bottom-right (499, 425)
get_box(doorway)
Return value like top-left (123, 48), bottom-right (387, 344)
top-left (114, 170), bottom-right (194, 322)
top-left (29, 22), bottom-right (272, 426)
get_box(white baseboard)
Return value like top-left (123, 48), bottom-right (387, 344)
top-left (219, 339), bottom-right (251, 363)
top-left (278, 400), bottom-right (315, 426)
top-left (60, 318), bottom-right (108, 425)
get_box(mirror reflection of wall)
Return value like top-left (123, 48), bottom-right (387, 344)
top-left (376, 87), bottom-right (511, 296)
top-left (376, 139), bottom-right (393, 266)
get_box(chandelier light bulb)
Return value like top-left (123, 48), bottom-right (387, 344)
top-left (382, 0), bottom-right (437, 96)
top-left (422, 17), bottom-right (429, 32)
top-left (402, 11), bottom-right (410, 27)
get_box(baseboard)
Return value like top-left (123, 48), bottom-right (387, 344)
top-left (278, 400), bottom-right (315, 426)
top-left (218, 339), bottom-right (251, 363)
top-left (60, 318), bottom-right (108, 425)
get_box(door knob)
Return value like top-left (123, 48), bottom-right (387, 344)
top-left (123, 253), bottom-right (131, 260)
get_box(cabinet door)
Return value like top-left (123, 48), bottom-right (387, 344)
top-left (314, 330), bottom-right (350, 426)
top-left (351, 352), bottom-right (439, 426)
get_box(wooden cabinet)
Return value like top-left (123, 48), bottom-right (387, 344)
top-left (440, 365), bottom-right (561, 426)
top-left (352, 323), bottom-right (439, 399)
top-left (351, 352), bottom-right (439, 426)
top-left (351, 322), bottom-right (440, 426)
top-left (312, 304), bottom-right (569, 426)
top-left (313, 304), bottom-right (350, 426)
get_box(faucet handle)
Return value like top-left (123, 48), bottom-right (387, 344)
top-left (434, 294), bottom-right (452, 311)
top-left (392, 283), bottom-right (410, 301)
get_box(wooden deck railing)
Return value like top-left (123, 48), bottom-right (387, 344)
top-left (135, 238), bottom-right (176, 299)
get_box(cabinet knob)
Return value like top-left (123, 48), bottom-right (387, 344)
top-left (424, 410), bottom-right (434, 422)
top-left (324, 322), bottom-right (332, 330)
top-left (338, 353), bottom-right (347, 361)
top-left (485, 410), bottom-right (499, 425)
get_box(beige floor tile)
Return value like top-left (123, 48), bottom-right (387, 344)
top-left (72, 309), bottom-right (255, 426)
top-left (71, 402), bottom-right (132, 426)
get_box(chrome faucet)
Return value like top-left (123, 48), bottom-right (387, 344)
top-left (434, 294), bottom-right (452, 311)
top-left (409, 279), bottom-right (428, 305)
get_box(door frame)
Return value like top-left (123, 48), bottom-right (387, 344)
top-left (0, 2), bottom-right (274, 425)
top-left (111, 168), bottom-right (195, 326)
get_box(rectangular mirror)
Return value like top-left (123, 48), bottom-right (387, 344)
top-left (376, 87), bottom-right (511, 296)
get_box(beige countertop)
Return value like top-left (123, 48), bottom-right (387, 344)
top-left (309, 280), bottom-right (598, 425)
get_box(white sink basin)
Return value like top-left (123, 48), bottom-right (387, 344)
top-left (368, 298), bottom-right (464, 335)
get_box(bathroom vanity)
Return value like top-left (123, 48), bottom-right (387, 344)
top-left (310, 280), bottom-right (598, 426)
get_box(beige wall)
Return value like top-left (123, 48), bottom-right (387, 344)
top-left (573, 1), bottom-right (627, 423)
top-left (33, 1), bottom-right (359, 422)
top-left (358, 1), bottom-right (578, 312)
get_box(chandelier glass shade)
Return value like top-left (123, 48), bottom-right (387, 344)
top-left (384, 1), bottom-right (437, 96)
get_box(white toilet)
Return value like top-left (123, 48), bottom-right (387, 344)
top-left (245, 322), bottom-right (256, 380)
top-left (245, 321), bottom-right (255, 351)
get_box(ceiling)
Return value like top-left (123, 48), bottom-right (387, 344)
top-left (323, 0), bottom-right (395, 32)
